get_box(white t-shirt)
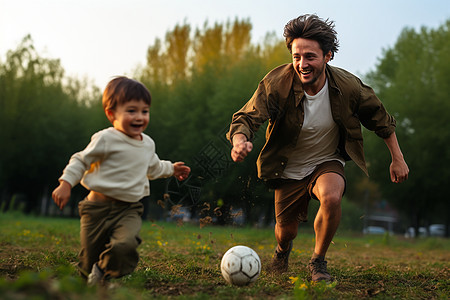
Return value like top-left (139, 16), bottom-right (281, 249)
top-left (282, 80), bottom-right (345, 180)
top-left (60, 127), bottom-right (174, 202)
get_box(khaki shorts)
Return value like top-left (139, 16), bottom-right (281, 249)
top-left (274, 160), bottom-right (346, 224)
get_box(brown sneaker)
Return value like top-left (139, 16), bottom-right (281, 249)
top-left (268, 241), bottom-right (293, 273)
top-left (308, 257), bottom-right (332, 282)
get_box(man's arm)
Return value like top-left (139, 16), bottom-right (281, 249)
top-left (384, 132), bottom-right (409, 183)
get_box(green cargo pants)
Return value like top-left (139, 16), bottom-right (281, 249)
top-left (77, 198), bottom-right (143, 279)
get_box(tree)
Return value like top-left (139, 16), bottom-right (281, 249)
top-left (0, 35), bottom-right (102, 214)
top-left (363, 20), bottom-right (450, 234)
top-left (138, 19), bottom-right (290, 224)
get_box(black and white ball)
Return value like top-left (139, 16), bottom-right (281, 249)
top-left (220, 245), bottom-right (261, 286)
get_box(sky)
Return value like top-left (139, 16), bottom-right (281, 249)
top-left (1, 0), bottom-right (449, 89)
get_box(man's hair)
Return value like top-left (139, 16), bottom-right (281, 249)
top-left (283, 14), bottom-right (339, 60)
top-left (102, 76), bottom-right (152, 111)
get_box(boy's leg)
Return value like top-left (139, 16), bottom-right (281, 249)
top-left (78, 199), bottom-right (111, 278)
top-left (98, 201), bottom-right (144, 278)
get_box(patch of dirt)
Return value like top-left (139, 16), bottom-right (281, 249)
top-left (147, 280), bottom-right (219, 296)
top-left (0, 242), bottom-right (34, 280)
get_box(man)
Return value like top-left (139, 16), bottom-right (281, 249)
top-left (226, 14), bottom-right (409, 282)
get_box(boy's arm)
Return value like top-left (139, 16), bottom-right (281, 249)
top-left (53, 131), bottom-right (105, 210)
top-left (148, 156), bottom-right (190, 181)
top-left (147, 154), bottom-right (175, 180)
top-left (52, 180), bottom-right (72, 210)
top-left (59, 132), bottom-right (106, 187)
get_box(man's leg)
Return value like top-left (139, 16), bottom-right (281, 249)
top-left (269, 221), bottom-right (298, 273)
top-left (309, 172), bottom-right (345, 281)
top-left (275, 221), bottom-right (299, 253)
top-left (270, 179), bottom-right (309, 273)
top-left (312, 172), bottom-right (345, 256)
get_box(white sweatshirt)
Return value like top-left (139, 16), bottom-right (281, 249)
top-left (59, 127), bottom-right (174, 202)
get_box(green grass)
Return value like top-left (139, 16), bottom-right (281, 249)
top-left (0, 212), bottom-right (449, 299)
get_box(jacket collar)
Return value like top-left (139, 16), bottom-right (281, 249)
top-left (292, 71), bottom-right (304, 107)
top-left (291, 64), bottom-right (342, 107)
top-left (325, 64), bottom-right (342, 95)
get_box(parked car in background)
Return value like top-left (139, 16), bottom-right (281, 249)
top-left (363, 226), bottom-right (387, 235)
top-left (405, 224), bottom-right (446, 238)
top-left (429, 224), bottom-right (445, 237)
top-left (405, 227), bottom-right (427, 238)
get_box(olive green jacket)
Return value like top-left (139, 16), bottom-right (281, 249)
top-left (226, 63), bottom-right (396, 180)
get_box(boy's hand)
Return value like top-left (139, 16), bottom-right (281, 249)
top-left (173, 162), bottom-right (191, 181)
top-left (52, 180), bottom-right (72, 210)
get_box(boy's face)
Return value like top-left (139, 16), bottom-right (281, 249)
top-left (107, 99), bottom-right (149, 140)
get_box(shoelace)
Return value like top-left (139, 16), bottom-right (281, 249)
top-left (309, 259), bottom-right (328, 274)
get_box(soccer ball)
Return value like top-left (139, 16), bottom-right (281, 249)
top-left (220, 245), bottom-right (261, 286)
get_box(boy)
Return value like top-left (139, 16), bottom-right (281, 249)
top-left (52, 76), bottom-right (190, 285)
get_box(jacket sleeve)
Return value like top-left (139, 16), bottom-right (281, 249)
top-left (357, 80), bottom-right (396, 139)
top-left (226, 80), bottom-right (272, 144)
top-left (59, 132), bottom-right (106, 187)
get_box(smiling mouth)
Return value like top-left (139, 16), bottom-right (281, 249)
top-left (300, 69), bottom-right (312, 75)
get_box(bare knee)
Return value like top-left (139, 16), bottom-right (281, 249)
top-left (315, 193), bottom-right (342, 226)
top-left (318, 192), bottom-right (342, 210)
top-left (313, 173), bottom-right (345, 210)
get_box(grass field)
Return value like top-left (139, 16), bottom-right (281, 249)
top-left (0, 211), bottom-right (448, 299)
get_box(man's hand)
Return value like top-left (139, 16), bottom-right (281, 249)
top-left (173, 162), bottom-right (191, 181)
top-left (390, 159), bottom-right (409, 183)
top-left (231, 134), bottom-right (253, 162)
top-left (52, 180), bottom-right (72, 210)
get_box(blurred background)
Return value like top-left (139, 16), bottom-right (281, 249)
top-left (0, 0), bottom-right (449, 237)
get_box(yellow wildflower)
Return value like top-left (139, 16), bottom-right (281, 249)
top-left (289, 276), bottom-right (299, 284)
top-left (299, 283), bottom-right (308, 290)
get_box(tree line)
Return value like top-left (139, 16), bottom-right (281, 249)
top-left (0, 19), bottom-right (448, 234)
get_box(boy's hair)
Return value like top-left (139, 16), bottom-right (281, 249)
top-left (283, 14), bottom-right (339, 60)
top-left (102, 76), bottom-right (152, 111)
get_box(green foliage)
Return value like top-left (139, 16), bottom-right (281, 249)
top-left (339, 197), bottom-right (365, 232)
top-left (290, 277), bottom-right (337, 299)
top-left (0, 35), bottom-right (103, 213)
top-left (364, 20), bottom-right (450, 228)
top-left (137, 18), bottom-right (290, 220)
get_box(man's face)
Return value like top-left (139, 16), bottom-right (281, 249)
top-left (291, 38), bottom-right (331, 95)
